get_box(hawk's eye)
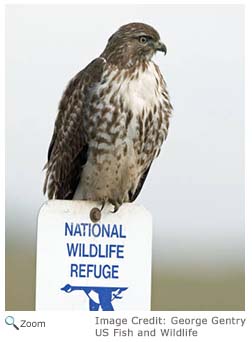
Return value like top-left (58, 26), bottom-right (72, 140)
top-left (139, 36), bottom-right (148, 44)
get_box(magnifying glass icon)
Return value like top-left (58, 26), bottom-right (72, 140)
top-left (5, 316), bottom-right (19, 330)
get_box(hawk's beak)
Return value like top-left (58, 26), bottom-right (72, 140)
top-left (155, 41), bottom-right (167, 55)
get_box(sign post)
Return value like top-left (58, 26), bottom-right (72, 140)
top-left (36, 200), bottom-right (152, 311)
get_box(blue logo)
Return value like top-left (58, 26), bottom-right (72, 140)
top-left (61, 284), bottom-right (128, 311)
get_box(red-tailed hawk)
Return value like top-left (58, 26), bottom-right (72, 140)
top-left (44, 22), bottom-right (172, 212)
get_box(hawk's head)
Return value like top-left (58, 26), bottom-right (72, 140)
top-left (101, 22), bottom-right (167, 68)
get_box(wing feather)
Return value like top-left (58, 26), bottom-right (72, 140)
top-left (44, 58), bottom-right (105, 199)
top-left (129, 163), bottom-right (152, 202)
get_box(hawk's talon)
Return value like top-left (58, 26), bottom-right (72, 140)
top-left (110, 202), bottom-right (121, 213)
top-left (100, 200), bottom-right (106, 212)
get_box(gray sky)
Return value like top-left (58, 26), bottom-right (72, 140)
top-left (6, 4), bottom-right (244, 273)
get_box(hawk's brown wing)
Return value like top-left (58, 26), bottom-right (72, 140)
top-left (43, 58), bottom-right (105, 199)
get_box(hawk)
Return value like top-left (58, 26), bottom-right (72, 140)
top-left (44, 22), bottom-right (172, 212)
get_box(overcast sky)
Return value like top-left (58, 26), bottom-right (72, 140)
top-left (6, 4), bottom-right (244, 273)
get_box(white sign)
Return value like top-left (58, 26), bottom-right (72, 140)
top-left (36, 200), bottom-right (152, 311)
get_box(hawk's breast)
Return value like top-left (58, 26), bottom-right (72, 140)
top-left (74, 60), bottom-right (170, 203)
top-left (119, 61), bottom-right (161, 114)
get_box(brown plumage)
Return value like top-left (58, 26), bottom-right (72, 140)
top-left (44, 22), bottom-right (172, 211)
